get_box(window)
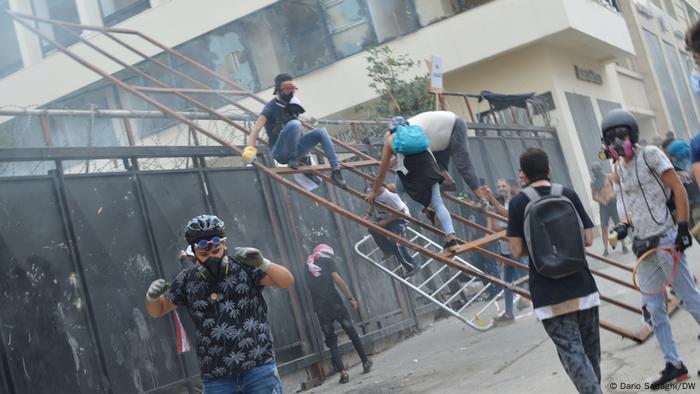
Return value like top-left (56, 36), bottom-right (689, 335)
top-left (664, 41), bottom-right (700, 137)
top-left (98, 0), bottom-right (149, 26)
top-left (679, 49), bottom-right (700, 113)
top-left (413, 0), bottom-right (458, 26)
top-left (687, 1), bottom-right (700, 23)
top-left (0, 0), bottom-right (23, 78)
top-left (643, 29), bottom-right (687, 133)
top-left (321, 0), bottom-right (374, 58)
top-left (277, 0), bottom-right (335, 75)
top-left (31, 0), bottom-right (81, 55)
top-left (663, 0), bottom-right (677, 19)
top-left (175, 23), bottom-right (258, 98)
top-left (365, 0), bottom-right (418, 43)
top-left (565, 92), bottom-right (609, 172)
top-left (48, 84), bottom-right (120, 146)
top-left (234, 8), bottom-right (291, 90)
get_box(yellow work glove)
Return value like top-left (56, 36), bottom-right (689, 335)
top-left (242, 146), bottom-right (257, 164)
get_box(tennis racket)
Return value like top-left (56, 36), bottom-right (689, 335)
top-left (632, 246), bottom-right (681, 296)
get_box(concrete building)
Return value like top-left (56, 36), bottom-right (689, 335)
top-left (617, 0), bottom-right (700, 144)
top-left (1, 0), bottom-right (698, 213)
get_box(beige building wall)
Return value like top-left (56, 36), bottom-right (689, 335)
top-left (443, 42), bottom-right (629, 217)
top-left (619, 0), bottom-right (700, 139)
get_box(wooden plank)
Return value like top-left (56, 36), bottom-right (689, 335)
top-left (445, 230), bottom-right (506, 257)
top-left (600, 320), bottom-right (644, 343)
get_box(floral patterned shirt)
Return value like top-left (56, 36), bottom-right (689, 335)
top-left (165, 256), bottom-right (274, 379)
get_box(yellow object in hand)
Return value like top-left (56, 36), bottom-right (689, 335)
top-left (242, 146), bottom-right (257, 164)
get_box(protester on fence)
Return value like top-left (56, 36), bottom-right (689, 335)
top-left (590, 163), bottom-right (628, 256)
top-left (365, 183), bottom-right (419, 277)
top-left (305, 244), bottom-right (372, 384)
top-left (243, 73), bottom-right (346, 187)
top-left (145, 215), bottom-right (294, 392)
top-left (602, 109), bottom-right (700, 387)
top-left (365, 116), bottom-right (460, 252)
top-left (407, 111), bottom-right (483, 194)
top-left (507, 148), bottom-right (602, 394)
top-left (483, 179), bottom-right (530, 324)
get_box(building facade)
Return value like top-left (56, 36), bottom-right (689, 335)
top-left (1, 0), bottom-right (697, 216)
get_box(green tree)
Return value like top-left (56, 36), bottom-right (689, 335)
top-left (359, 46), bottom-right (433, 118)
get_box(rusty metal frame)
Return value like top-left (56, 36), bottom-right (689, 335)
top-left (6, 11), bottom-right (661, 343)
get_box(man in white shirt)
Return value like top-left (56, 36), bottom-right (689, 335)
top-left (408, 111), bottom-right (481, 194)
top-left (366, 184), bottom-right (418, 277)
top-left (602, 109), bottom-right (700, 388)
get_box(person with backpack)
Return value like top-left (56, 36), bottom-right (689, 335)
top-left (507, 148), bottom-right (601, 394)
top-left (407, 111), bottom-right (482, 194)
top-left (602, 109), bottom-right (700, 388)
top-left (365, 116), bottom-right (460, 252)
top-left (243, 73), bottom-right (346, 187)
top-left (305, 244), bottom-right (373, 384)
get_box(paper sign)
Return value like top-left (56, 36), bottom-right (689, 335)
top-left (430, 56), bottom-right (443, 91)
top-left (293, 173), bottom-right (320, 191)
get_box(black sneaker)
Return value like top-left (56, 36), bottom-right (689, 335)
top-left (287, 158), bottom-right (301, 169)
top-left (650, 362), bottom-right (688, 390)
top-left (362, 359), bottom-right (373, 374)
top-left (330, 169), bottom-right (347, 188)
top-left (443, 238), bottom-right (460, 252)
top-left (493, 312), bottom-right (515, 325)
top-left (339, 371), bottom-right (350, 384)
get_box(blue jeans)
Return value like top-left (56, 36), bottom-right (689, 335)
top-left (270, 120), bottom-right (339, 168)
top-left (395, 178), bottom-right (455, 235)
top-left (503, 255), bottom-right (528, 316)
top-left (643, 226), bottom-right (700, 365)
top-left (368, 219), bottom-right (417, 271)
top-left (202, 363), bottom-right (283, 394)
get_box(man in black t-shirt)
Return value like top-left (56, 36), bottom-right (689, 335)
top-left (305, 244), bottom-right (372, 384)
top-left (243, 73), bottom-right (346, 187)
top-left (507, 149), bottom-right (602, 394)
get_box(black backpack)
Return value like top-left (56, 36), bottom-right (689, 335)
top-left (523, 184), bottom-right (587, 279)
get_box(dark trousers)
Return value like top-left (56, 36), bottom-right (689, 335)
top-left (368, 220), bottom-right (417, 271)
top-left (542, 307), bottom-right (602, 394)
top-left (317, 304), bottom-right (368, 372)
top-left (432, 117), bottom-right (479, 191)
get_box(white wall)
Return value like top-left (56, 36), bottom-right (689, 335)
top-left (440, 43), bottom-right (626, 219)
top-left (0, 0), bottom-right (633, 122)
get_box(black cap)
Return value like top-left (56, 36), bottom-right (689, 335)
top-left (273, 73), bottom-right (293, 94)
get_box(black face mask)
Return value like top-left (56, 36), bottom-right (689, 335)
top-left (279, 93), bottom-right (293, 103)
top-left (203, 256), bottom-right (224, 278)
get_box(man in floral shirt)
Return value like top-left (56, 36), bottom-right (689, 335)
top-left (145, 215), bottom-right (294, 393)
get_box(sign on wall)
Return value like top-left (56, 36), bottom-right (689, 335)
top-left (430, 55), bottom-right (443, 91)
top-left (574, 65), bottom-right (603, 85)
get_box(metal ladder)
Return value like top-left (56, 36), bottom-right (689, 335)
top-left (355, 226), bottom-right (514, 331)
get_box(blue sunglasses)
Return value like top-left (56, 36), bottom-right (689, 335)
top-left (194, 236), bottom-right (225, 250)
